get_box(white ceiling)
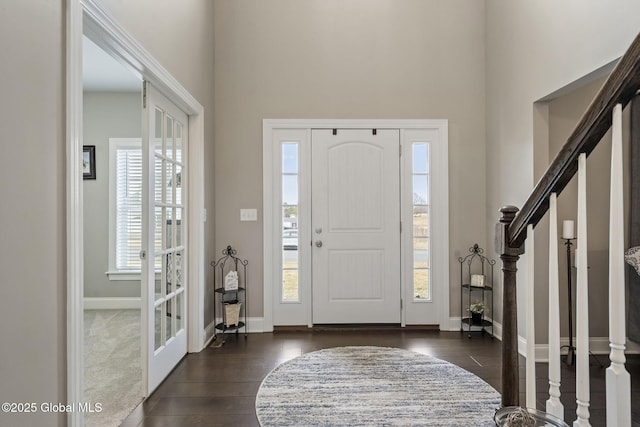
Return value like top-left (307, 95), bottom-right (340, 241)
top-left (83, 36), bottom-right (141, 92)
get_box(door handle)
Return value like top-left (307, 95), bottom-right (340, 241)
top-left (315, 240), bottom-right (323, 248)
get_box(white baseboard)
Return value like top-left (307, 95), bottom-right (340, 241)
top-left (447, 319), bottom-right (640, 360)
top-left (442, 316), bottom-right (462, 331)
top-left (519, 335), bottom-right (528, 358)
top-left (195, 317), bottom-right (268, 352)
top-left (209, 317), bottom-right (266, 334)
top-left (518, 336), bottom-right (640, 362)
top-left (492, 320), bottom-right (503, 340)
top-left (200, 320), bottom-right (217, 350)
top-left (444, 317), bottom-right (503, 341)
top-left (83, 297), bottom-right (141, 310)
top-left (200, 317), bottom-right (264, 351)
top-left (246, 317), bottom-right (265, 332)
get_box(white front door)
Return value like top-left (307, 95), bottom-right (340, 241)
top-left (311, 129), bottom-right (401, 324)
top-left (142, 82), bottom-right (188, 393)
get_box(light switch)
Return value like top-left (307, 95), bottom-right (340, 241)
top-left (240, 208), bottom-right (258, 221)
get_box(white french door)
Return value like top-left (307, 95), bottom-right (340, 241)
top-left (311, 129), bottom-right (401, 324)
top-left (142, 82), bottom-right (188, 393)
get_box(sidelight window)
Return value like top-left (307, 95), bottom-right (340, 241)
top-left (282, 143), bottom-right (299, 302)
top-left (412, 143), bottom-right (430, 300)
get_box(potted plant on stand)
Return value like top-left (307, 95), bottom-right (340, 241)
top-left (470, 300), bottom-right (485, 325)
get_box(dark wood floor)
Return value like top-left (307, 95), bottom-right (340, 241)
top-left (120, 330), bottom-right (639, 426)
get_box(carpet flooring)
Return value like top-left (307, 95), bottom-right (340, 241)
top-left (84, 309), bottom-right (143, 427)
top-left (255, 346), bottom-right (501, 426)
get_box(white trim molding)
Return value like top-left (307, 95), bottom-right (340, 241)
top-left (209, 317), bottom-right (266, 336)
top-left (447, 316), bottom-right (500, 337)
top-left (533, 337), bottom-right (640, 362)
top-left (443, 317), bottom-right (465, 332)
top-left (514, 335), bottom-right (640, 362)
top-left (66, 2), bottom-right (84, 426)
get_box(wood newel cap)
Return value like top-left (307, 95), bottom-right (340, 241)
top-left (499, 206), bottom-right (519, 223)
top-left (496, 206), bottom-right (524, 257)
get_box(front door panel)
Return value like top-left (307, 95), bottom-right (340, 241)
top-left (311, 129), bottom-right (400, 324)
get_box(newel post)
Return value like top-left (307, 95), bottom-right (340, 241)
top-left (495, 205), bottom-right (524, 407)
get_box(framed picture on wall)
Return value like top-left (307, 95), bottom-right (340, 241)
top-left (83, 145), bottom-right (96, 180)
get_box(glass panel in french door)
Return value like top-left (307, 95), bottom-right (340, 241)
top-left (153, 111), bottom-right (186, 347)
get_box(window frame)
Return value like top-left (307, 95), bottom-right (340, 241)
top-left (411, 142), bottom-right (431, 302)
top-left (281, 142), bottom-right (300, 302)
top-left (400, 126), bottom-right (449, 326)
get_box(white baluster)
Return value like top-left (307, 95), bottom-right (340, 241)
top-left (606, 103), bottom-right (631, 426)
top-left (546, 193), bottom-right (564, 419)
top-left (526, 224), bottom-right (536, 409)
top-left (574, 153), bottom-right (590, 427)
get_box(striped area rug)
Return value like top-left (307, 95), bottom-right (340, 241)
top-left (255, 346), bottom-right (500, 426)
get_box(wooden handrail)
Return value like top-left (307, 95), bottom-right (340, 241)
top-left (508, 31), bottom-right (640, 248)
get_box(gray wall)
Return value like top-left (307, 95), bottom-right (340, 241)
top-left (83, 91), bottom-right (142, 298)
top-left (212, 0), bottom-right (488, 318)
top-left (0, 1), bottom-right (215, 425)
top-left (0, 2), bottom-right (66, 426)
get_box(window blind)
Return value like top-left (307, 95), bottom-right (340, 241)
top-left (115, 147), bottom-right (142, 270)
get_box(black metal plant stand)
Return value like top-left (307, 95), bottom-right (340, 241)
top-left (459, 244), bottom-right (495, 338)
top-left (211, 245), bottom-right (248, 345)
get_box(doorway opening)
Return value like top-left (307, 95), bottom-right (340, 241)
top-left (82, 34), bottom-right (143, 426)
top-left (262, 119), bottom-right (449, 331)
top-left (67, 2), bottom-right (206, 426)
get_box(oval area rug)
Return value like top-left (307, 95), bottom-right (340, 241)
top-left (255, 346), bottom-right (501, 426)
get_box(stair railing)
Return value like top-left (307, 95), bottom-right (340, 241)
top-left (496, 31), bottom-right (640, 426)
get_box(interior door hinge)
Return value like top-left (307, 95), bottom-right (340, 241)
top-left (401, 299), bottom-right (403, 310)
top-left (399, 144), bottom-right (402, 156)
top-left (142, 81), bottom-right (147, 108)
top-left (400, 221), bottom-right (402, 233)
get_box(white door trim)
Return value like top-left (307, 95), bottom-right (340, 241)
top-left (66, 3), bottom-right (84, 425)
top-left (263, 119), bottom-right (449, 331)
top-left (67, 1), bottom-right (206, 424)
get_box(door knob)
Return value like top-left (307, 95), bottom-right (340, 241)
top-left (315, 240), bottom-right (323, 248)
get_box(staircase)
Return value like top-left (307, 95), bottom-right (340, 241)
top-left (495, 31), bottom-right (640, 426)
